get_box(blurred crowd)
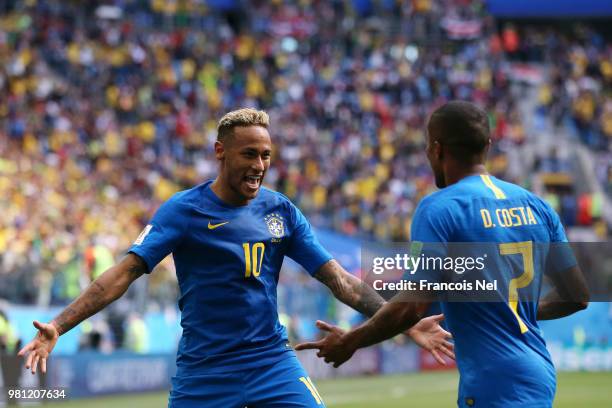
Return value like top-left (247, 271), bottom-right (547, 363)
top-left (528, 23), bottom-right (612, 196)
top-left (0, 0), bottom-right (609, 308)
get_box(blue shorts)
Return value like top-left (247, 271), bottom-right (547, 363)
top-left (168, 354), bottom-right (326, 408)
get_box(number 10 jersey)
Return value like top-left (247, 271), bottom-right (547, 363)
top-left (128, 180), bottom-right (332, 375)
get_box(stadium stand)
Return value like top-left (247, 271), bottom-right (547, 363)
top-left (0, 0), bottom-right (609, 349)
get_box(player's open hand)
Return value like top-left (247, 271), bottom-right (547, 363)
top-left (295, 320), bottom-right (356, 368)
top-left (406, 314), bottom-right (454, 365)
top-left (17, 320), bottom-right (59, 375)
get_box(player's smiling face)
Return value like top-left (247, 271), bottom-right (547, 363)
top-left (219, 125), bottom-right (272, 204)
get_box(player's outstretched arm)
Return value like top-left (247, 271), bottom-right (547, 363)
top-left (405, 314), bottom-right (454, 364)
top-left (313, 260), bottom-right (454, 364)
top-left (537, 264), bottom-right (589, 320)
top-left (18, 253), bottom-right (147, 374)
top-left (296, 300), bottom-right (431, 367)
top-left (313, 260), bottom-right (385, 317)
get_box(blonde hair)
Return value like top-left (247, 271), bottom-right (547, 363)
top-left (217, 108), bottom-right (269, 141)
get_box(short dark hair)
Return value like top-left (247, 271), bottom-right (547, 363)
top-left (428, 101), bottom-right (490, 157)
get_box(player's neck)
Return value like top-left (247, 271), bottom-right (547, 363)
top-left (444, 164), bottom-right (488, 186)
top-left (210, 177), bottom-right (249, 206)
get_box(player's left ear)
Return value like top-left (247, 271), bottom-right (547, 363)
top-left (214, 140), bottom-right (225, 160)
top-left (484, 138), bottom-right (491, 153)
top-left (479, 138), bottom-right (491, 161)
top-left (434, 140), bottom-right (443, 160)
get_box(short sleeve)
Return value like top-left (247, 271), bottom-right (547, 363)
top-left (410, 198), bottom-right (452, 243)
top-left (540, 200), bottom-right (577, 274)
top-left (409, 198), bottom-right (453, 285)
top-left (548, 204), bottom-right (569, 243)
top-left (128, 196), bottom-right (188, 273)
top-left (285, 203), bottom-right (333, 276)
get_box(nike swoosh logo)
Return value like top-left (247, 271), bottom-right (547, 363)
top-left (208, 221), bottom-right (229, 230)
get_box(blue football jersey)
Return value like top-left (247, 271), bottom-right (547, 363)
top-left (411, 174), bottom-right (576, 407)
top-left (128, 181), bottom-right (332, 374)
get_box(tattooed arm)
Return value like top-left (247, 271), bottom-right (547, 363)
top-left (311, 260), bottom-right (455, 364)
top-left (52, 253), bottom-right (146, 334)
top-left (314, 260), bottom-right (385, 317)
top-left (18, 253), bottom-right (147, 373)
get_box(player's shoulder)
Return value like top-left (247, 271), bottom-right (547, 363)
top-left (487, 177), bottom-right (562, 229)
top-left (442, 174), bottom-right (537, 204)
top-left (492, 177), bottom-right (555, 209)
top-left (490, 176), bottom-right (536, 199)
top-left (164, 183), bottom-right (208, 210)
top-left (411, 190), bottom-right (460, 241)
top-left (254, 187), bottom-right (307, 225)
top-left (415, 188), bottom-right (462, 216)
top-left (257, 186), bottom-right (295, 208)
top-left (521, 188), bottom-right (561, 223)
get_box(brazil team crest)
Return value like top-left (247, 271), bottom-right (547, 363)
top-left (264, 213), bottom-right (285, 239)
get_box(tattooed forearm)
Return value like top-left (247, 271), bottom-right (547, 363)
top-left (53, 280), bottom-right (109, 335)
top-left (128, 258), bottom-right (146, 278)
top-left (52, 254), bottom-right (146, 336)
top-left (93, 281), bottom-right (106, 292)
top-left (315, 260), bottom-right (386, 317)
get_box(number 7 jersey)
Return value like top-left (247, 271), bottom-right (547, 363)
top-left (128, 181), bottom-right (332, 374)
top-left (410, 174), bottom-right (577, 408)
